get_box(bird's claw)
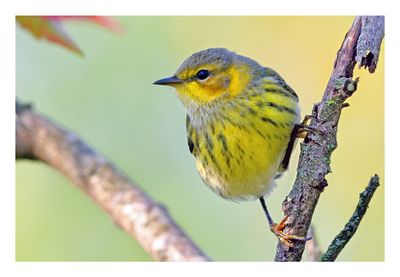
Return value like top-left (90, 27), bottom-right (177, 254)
top-left (270, 215), bottom-right (311, 248)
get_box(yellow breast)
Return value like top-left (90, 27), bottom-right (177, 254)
top-left (186, 80), bottom-right (300, 201)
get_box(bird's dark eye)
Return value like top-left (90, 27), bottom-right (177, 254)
top-left (196, 69), bottom-right (210, 80)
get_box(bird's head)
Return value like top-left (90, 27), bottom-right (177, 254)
top-left (154, 48), bottom-right (265, 106)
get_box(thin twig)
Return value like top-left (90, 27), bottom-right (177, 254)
top-left (274, 16), bottom-right (384, 261)
top-left (305, 226), bottom-right (322, 261)
top-left (16, 101), bottom-right (209, 261)
top-left (320, 175), bottom-right (380, 261)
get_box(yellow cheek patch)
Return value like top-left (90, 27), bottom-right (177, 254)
top-left (175, 64), bottom-right (251, 104)
top-left (228, 65), bottom-right (251, 97)
top-left (203, 75), bottom-right (230, 94)
top-left (184, 81), bottom-right (226, 103)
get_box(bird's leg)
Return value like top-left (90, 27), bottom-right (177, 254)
top-left (259, 197), bottom-right (310, 247)
top-left (280, 114), bottom-right (325, 170)
top-left (294, 115), bottom-right (314, 138)
top-left (295, 117), bottom-right (325, 139)
top-left (280, 115), bottom-right (313, 171)
top-left (280, 126), bottom-right (299, 171)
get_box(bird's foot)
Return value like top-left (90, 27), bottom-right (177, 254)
top-left (269, 215), bottom-right (311, 247)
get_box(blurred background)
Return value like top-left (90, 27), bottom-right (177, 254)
top-left (16, 16), bottom-right (384, 261)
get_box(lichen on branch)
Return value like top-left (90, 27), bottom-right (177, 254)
top-left (320, 175), bottom-right (380, 261)
top-left (274, 16), bottom-right (384, 262)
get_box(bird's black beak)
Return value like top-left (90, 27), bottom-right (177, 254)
top-left (153, 76), bottom-right (183, 86)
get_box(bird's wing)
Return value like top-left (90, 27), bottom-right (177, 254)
top-left (264, 67), bottom-right (298, 100)
top-left (186, 114), bottom-right (195, 155)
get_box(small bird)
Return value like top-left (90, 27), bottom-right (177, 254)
top-left (154, 48), bottom-right (307, 246)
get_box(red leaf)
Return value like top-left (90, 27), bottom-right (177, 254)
top-left (16, 16), bottom-right (121, 56)
top-left (49, 16), bottom-right (122, 33)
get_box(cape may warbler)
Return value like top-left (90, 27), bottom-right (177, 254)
top-left (154, 48), bottom-right (307, 245)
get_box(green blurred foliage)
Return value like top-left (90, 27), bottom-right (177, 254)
top-left (16, 16), bottom-right (384, 261)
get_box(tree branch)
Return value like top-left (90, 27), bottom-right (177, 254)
top-left (320, 175), bottom-right (380, 261)
top-left (274, 16), bottom-right (384, 261)
top-left (305, 226), bottom-right (322, 262)
top-left (16, 101), bottom-right (209, 261)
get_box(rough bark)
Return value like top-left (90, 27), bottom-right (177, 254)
top-left (320, 175), bottom-right (380, 261)
top-left (16, 101), bottom-right (209, 261)
top-left (274, 16), bottom-right (384, 261)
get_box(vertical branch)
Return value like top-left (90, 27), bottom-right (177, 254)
top-left (274, 16), bottom-right (384, 261)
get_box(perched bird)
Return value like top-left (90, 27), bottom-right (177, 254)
top-left (154, 48), bottom-right (307, 245)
